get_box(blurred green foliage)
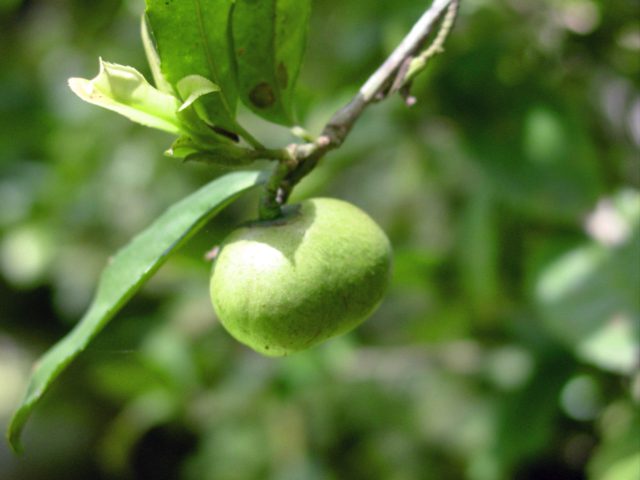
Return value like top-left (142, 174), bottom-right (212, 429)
top-left (1, 0), bottom-right (638, 479)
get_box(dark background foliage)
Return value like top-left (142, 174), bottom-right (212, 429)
top-left (1, 0), bottom-right (638, 479)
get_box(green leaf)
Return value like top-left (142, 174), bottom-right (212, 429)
top-left (144, 0), bottom-right (238, 133)
top-left (183, 150), bottom-right (256, 166)
top-left (536, 240), bottom-right (640, 373)
top-left (175, 75), bottom-right (226, 132)
top-left (232, 0), bottom-right (311, 125)
top-left (177, 75), bottom-right (220, 113)
top-left (69, 59), bottom-right (182, 134)
top-left (535, 191), bottom-right (640, 374)
top-left (6, 170), bottom-right (266, 453)
top-left (166, 136), bottom-right (202, 159)
top-left (166, 136), bottom-right (256, 166)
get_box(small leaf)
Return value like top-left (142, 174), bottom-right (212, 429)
top-left (144, 0), bottom-right (238, 132)
top-left (177, 75), bottom-right (220, 113)
top-left (6, 170), bottom-right (267, 453)
top-left (166, 136), bottom-right (256, 166)
top-left (175, 75), bottom-right (224, 134)
top-left (166, 136), bottom-right (201, 159)
top-left (69, 59), bottom-right (182, 134)
top-left (232, 0), bottom-right (311, 125)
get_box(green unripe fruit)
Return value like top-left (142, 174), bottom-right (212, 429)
top-left (210, 197), bottom-right (392, 356)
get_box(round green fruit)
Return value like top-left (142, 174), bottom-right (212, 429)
top-left (210, 197), bottom-right (392, 356)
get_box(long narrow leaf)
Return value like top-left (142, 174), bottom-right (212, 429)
top-left (7, 170), bottom-right (266, 452)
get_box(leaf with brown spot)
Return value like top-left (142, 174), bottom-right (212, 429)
top-left (249, 82), bottom-right (277, 109)
top-left (232, 0), bottom-right (311, 125)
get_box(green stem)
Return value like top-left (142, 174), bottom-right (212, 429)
top-left (259, 160), bottom-right (293, 220)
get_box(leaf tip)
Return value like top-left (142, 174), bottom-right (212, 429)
top-left (68, 77), bottom-right (89, 97)
top-left (6, 411), bottom-right (25, 455)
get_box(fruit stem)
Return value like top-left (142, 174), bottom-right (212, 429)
top-left (259, 147), bottom-right (298, 220)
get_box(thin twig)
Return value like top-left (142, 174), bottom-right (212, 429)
top-left (358, 0), bottom-right (455, 102)
top-left (401, 0), bottom-right (460, 87)
top-left (259, 0), bottom-right (458, 219)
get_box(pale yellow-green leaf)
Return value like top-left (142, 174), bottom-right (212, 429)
top-left (69, 59), bottom-right (181, 134)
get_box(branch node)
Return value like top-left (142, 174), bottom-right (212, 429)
top-left (258, 0), bottom-right (458, 215)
